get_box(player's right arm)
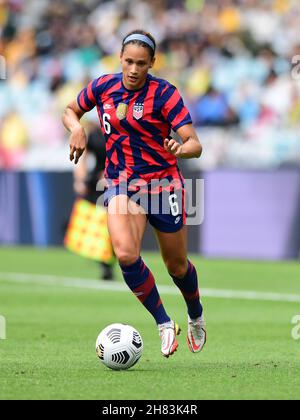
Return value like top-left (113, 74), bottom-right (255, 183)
top-left (62, 100), bottom-right (87, 165)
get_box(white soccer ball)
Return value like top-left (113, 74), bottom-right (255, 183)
top-left (96, 323), bottom-right (143, 370)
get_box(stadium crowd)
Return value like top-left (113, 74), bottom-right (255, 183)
top-left (0, 0), bottom-right (300, 170)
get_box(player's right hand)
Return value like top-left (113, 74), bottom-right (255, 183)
top-left (69, 126), bottom-right (87, 164)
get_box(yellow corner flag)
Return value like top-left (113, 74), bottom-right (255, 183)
top-left (64, 199), bottom-right (114, 264)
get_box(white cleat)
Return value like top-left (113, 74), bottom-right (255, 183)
top-left (187, 314), bottom-right (206, 353)
top-left (158, 320), bottom-right (181, 358)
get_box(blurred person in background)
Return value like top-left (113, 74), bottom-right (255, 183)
top-left (0, 110), bottom-right (28, 169)
top-left (194, 84), bottom-right (239, 127)
top-left (64, 116), bottom-right (115, 280)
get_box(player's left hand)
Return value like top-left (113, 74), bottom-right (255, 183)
top-left (164, 138), bottom-right (183, 158)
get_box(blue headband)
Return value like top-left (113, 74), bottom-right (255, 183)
top-left (123, 34), bottom-right (155, 51)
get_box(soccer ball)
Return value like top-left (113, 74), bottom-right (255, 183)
top-left (95, 323), bottom-right (143, 370)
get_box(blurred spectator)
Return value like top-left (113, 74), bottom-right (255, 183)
top-left (0, 0), bottom-right (299, 170)
top-left (0, 111), bottom-right (28, 169)
top-left (193, 85), bottom-right (239, 127)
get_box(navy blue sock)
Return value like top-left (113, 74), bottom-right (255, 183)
top-left (170, 260), bottom-right (203, 320)
top-left (120, 257), bottom-right (170, 325)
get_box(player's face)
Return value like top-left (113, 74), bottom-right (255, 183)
top-left (120, 44), bottom-right (155, 90)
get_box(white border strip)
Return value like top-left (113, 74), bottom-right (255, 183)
top-left (0, 272), bottom-right (300, 303)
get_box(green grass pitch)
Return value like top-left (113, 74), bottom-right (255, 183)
top-left (0, 247), bottom-right (300, 400)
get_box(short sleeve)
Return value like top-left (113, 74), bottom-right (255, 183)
top-left (160, 84), bottom-right (193, 131)
top-left (77, 78), bottom-right (100, 112)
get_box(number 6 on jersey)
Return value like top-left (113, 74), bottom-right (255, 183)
top-left (103, 113), bottom-right (111, 135)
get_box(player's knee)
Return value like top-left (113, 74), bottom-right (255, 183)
top-left (166, 259), bottom-right (188, 279)
top-left (113, 237), bottom-right (140, 266)
top-left (116, 249), bottom-right (140, 267)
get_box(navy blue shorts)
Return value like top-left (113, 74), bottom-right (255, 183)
top-left (103, 183), bottom-right (186, 233)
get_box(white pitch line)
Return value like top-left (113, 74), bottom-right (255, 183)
top-left (0, 272), bottom-right (300, 303)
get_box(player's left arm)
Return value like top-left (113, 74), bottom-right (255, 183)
top-left (164, 124), bottom-right (202, 159)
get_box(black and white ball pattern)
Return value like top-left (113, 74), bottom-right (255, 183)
top-left (96, 324), bottom-right (143, 370)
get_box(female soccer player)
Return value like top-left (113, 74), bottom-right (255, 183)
top-left (62, 30), bottom-right (206, 357)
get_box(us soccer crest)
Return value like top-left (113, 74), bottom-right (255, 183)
top-left (116, 103), bottom-right (128, 120)
top-left (133, 103), bottom-right (144, 120)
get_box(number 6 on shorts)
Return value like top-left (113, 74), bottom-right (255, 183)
top-left (169, 193), bottom-right (179, 216)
